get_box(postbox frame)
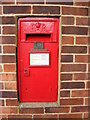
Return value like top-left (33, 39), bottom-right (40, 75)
top-left (17, 16), bottom-right (61, 107)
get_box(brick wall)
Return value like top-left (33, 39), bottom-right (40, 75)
top-left (0, 0), bottom-right (89, 119)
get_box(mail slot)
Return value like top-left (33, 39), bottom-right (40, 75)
top-left (17, 17), bottom-right (59, 102)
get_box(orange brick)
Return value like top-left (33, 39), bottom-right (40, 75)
top-left (84, 112), bottom-right (89, 118)
top-left (6, 99), bottom-right (18, 106)
top-left (0, 115), bottom-right (8, 119)
top-left (86, 81), bottom-right (90, 88)
top-left (0, 65), bottom-right (2, 72)
top-left (76, 37), bottom-right (88, 45)
top-left (62, 36), bottom-right (74, 44)
top-left (1, 73), bottom-right (16, 81)
top-left (2, 107), bottom-right (18, 114)
top-left (72, 90), bottom-right (88, 97)
top-left (4, 64), bottom-right (16, 72)
top-left (5, 82), bottom-right (17, 90)
top-left (75, 55), bottom-right (88, 62)
top-left (85, 98), bottom-right (90, 105)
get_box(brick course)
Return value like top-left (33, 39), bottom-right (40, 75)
top-left (0, 1), bottom-right (89, 119)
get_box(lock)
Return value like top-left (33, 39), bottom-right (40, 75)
top-left (24, 68), bottom-right (30, 76)
top-left (24, 69), bottom-right (27, 74)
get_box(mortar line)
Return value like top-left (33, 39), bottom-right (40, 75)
top-left (15, 0), bottom-right (16, 5)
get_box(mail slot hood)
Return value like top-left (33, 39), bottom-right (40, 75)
top-left (18, 18), bottom-right (59, 43)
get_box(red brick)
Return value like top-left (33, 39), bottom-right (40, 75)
top-left (89, 28), bottom-right (90, 35)
top-left (3, 26), bottom-right (16, 34)
top-left (0, 100), bottom-right (4, 106)
top-left (5, 82), bottom-right (17, 90)
top-left (0, 115), bottom-right (8, 119)
top-left (62, 16), bottom-right (74, 25)
top-left (74, 2), bottom-right (89, 6)
top-left (3, 46), bottom-right (16, 54)
top-left (85, 98), bottom-right (90, 105)
top-left (0, 46), bottom-right (1, 53)
top-left (59, 113), bottom-right (82, 118)
top-left (60, 91), bottom-right (70, 97)
top-left (1, 55), bottom-right (16, 63)
top-left (46, 1), bottom-right (73, 5)
top-left (0, 26), bottom-right (1, 34)
top-left (17, 0), bottom-right (44, 4)
top-left (75, 55), bottom-right (88, 62)
top-left (62, 46), bottom-right (87, 53)
top-left (2, 107), bottom-right (18, 114)
top-left (61, 74), bottom-right (72, 81)
top-left (88, 73), bottom-right (90, 80)
top-left (76, 37), bottom-right (88, 45)
top-left (0, 6), bottom-right (2, 15)
top-left (62, 7), bottom-right (88, 16)
top-left (74, 73), bottom-right (88, 80)
top-left (61, 82), bottom-right (85, 89)
top-left (3, 6), bottom-right (31, 14)
top-left (84, 113), bottom-right (89, 118)
top-left (34, 115), bottom-right (57, 120)
top-left (62, 26), bottom-right (88, 35)
top-left (89, 64), bottom-right (90, 72)
top-left (61, 55), bottom-right (73, 62)
top-left (62, 36), bottom-right (74, 45)
top-left (33, 6), bottom-right (60, 14)
top-left (4, 64), bottom-right (16, 72)
top-left (72, 90), bottom-right (88, 97)
top-left (1, 0), bottom-right (15, 4)
top-left (61, 64), bottom-right (86, 72)
top-left (60, 98), bottom-right (83, 105)
top-left (45, 107), bottom-right (69, 113)
top-left (19, 108), bottom-right (44, 114)
top-left (2, 16), bottom-right (15, 24)
top-left (6, 99), bottom-right (18, 106)
top-left (0, 36), bottom-right (16, 44)
top-left (8, 115), bottom-right (32, 119)
top-left (0, 83), bottom-right (3, 89)
top-left (0, 65), bottom-right (2, 72)
top-left (86, 81), bottom-right (90, 88)
top-left (2, 91), bottom-right (17, 98)
top-left (2, 73), bottom-right (16, 81)
top-left (89, 47), bottom-right (90, 54)
top-left (76, 17), bottom-right (88, 26)
top-left (71, 106), bottom-right (88, 112)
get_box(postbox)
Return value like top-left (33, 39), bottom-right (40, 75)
top-left (17, 17), bottom-right (59, 102)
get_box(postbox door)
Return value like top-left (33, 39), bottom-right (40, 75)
top-left (18, 18), bottom-right (59, 102)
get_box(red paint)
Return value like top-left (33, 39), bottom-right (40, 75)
top-left (17, 17), bottom-right (59, 102)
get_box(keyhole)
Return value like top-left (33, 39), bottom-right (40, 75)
top-left (24, 69), bottom-right (27, 74)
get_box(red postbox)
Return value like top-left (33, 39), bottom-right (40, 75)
top-left (17, 17), bottom-right (59, 102)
